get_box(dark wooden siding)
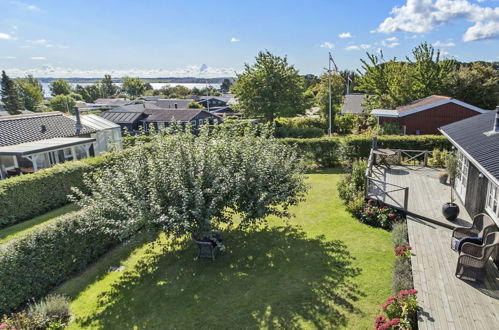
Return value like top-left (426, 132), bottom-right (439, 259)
top-left (379, 103), bottom-right (481, 135)
top-left (464, 162), bottom-right (489, 217)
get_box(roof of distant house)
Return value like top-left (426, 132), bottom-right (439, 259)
top-left (100, 111), bottom-right (144, 124)
top-left (371, 95), bottom-right (486, 117)
top-left (112, 103), bottom-right (162, 112)
top-left (153, 99), bottom-right (196, 109)
top-left (0, 112), bottom-right (96, 147)
top-left (145, 109), bottom-right (219, 122)
top-left (440, 110), bottom-right (499, 184)
top-left (80, 114), bottom-right (121, 130)
top-left (94, 98), bottom-right (129, 106)
top-left (341, 93), bottom-right (367, 115)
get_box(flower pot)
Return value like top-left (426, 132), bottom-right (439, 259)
top-left (442, 202), bottom-right (460, 221)
top-left (439, 174), bottom-right (448, 184)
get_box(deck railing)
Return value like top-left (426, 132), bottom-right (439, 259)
top-left (364, 148), bottom-right (432, 211)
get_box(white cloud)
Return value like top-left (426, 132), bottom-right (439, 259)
top-left (0, 56), bottom-right (16, 59)
top-left (376, 0), bottom-right (499, 42)
top-left (27, 39), bottom-right (47, 44)
top-left (320, 41), bottom-right (334, 49)
top-left (344, 44), bottom-right (371, 51)
top-left (0, 33), bottom-right (15, 40)
top-left (381, 36), bottom-right (401, 48)
top-left (11, 1), bottom-right (39, 10)
top-left (3, 64), bottom-right (237, 78)
top-left (30, 57), bottom-right (47, 60)
top-left (339, 32), bottom-right (353, 38)
top-left (432, 40), bottom-right (456, 46)
top-left (26, 39), bottom-right (69, 49)
top-left (230, 37), bottom-right (240, 42)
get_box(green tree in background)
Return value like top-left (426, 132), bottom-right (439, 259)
top-left (101, 74), bottom-right (119, 97)
top-left (232, 51), bottom-right (308, 122)
top-left (121, 77), bottom-right (145, 97)
top-left (50, 79), bottom-right (72, 96)
top-left (48, 94), bottom-right (76, 113)
top-left (74, 85), bottom-right (92, 103)
top-left (188, 100), bottom-right (204, 109)
top-left (17, 75), bottom-right (44, 112)
top-left (314, 72), bottom-right (345, 128)
top-left (220, 78), bottom-right (233, 92)
top-left (1, 71), bottom-right (23, 114)
top-left (85, 84), bottom-right (105, 102)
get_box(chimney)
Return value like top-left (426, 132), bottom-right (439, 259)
top-left (495, 106), bottom-right (499, 132)
top-left (74, 107), bottom-right (82, 135)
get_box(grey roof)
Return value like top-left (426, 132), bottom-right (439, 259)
top-left (341, 93), bottom-right (366, 114)
top-left (198, 95), bottom-right (232, 103)
top-left (80, 114), bottom-right (121, 130)
top-left (113, 103), bottom-right (161, 112)
top-left (145, 109), bottom-right (206, 122)
top-left (440, 110), bottom-right (499, 183)
top-left (94, 98), bottom-right (129, 106)
top-left (0, 112), bottom-right (96, 147)
top-left (153, 99), bottom-right (195, 109)
top-left (0, 137), bottom-right (96, 156)
top-left (100, 111), bottom-right (144, 124)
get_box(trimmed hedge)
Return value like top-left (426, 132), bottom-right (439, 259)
top-left (282, 135), bottom-right (451, 166)
top-left (0, 153), bottom-right (114, 229)
top-left (0, 210), bottom-right (123, 315)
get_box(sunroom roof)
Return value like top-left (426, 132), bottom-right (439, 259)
top-left (0, 137), bottom-right (96, 156)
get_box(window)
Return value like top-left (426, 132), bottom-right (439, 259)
top-left (190, 120), bottom-right (196, 126)
top-left (63, 148), bottom-right (74, 160)
top-left (485, 180), bottom-right (499, 220)
top-left (199, 119), bottom-right (204, 126)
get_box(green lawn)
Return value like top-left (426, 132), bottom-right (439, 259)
top-left (0, 204), bottom-right (79, 244)
top-left (56, 169), bottom-right (394, 329)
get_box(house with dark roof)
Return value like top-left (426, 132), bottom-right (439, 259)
top-left (341, 93), bottom-right (367, 115)
top-left (209, 106), bottom-right (241, 117)
top-left (153, 99), bottom-right (195, 109)
top-left (0, 111), bottom-right (121, 179)
top-left (371, 95), bottom-right (487, 135)
top-left (145, 109), bottom-right (222, 131)
top-left (197, 96), bottom-right (228, 109)
top-left (440, 108), bottom-right (499, 224)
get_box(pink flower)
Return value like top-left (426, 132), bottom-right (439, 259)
top-left (0, 325), bottom-right (9, 329)
top-left (400, 290), bottom-right (409, 296)
top-left (369, 211), bottom-right (374, 215)
top-left (409, 289), bottom-right (418, 295)
top-left (388, 213), bottom-right (395, 217)
top-left (368, 199), bottom-right (373, 205)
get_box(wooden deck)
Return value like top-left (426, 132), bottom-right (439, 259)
top-left (367, 165), bottom-right (499, 329)
top-left (367, 165), bottom-right (472, 229)
top-left (409, 216), bottom-right (499, 329)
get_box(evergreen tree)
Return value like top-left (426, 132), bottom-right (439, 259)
top-left (1, 71), bottom-right (23, 114)
top-left (101, 74), bottom-right (119, 97)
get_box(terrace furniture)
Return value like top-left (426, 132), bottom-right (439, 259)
top-left (192, 231), bottom-right (223, 260)
top-left (455, 232), bottom-right (499, 281)
top-left (450, 213), bottom-right (497, 249)
top-left (372, 149), bottom-right (396, 169)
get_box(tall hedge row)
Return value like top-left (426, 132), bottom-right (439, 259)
top-left (0, 210), bottom-right (123, 315)
top-left (282, 135), bottom-right (451, 166)
top-left (0, 154), bottom-right (114, 228)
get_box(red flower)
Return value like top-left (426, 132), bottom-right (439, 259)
top-left (369, 211), bottom-right (374, 215)
top-left (388, 213), bottom-right (395, 217)
top-left (0, 325), bottom-right (9, 329)
top-left (409, 289), bottom-right (418, 295)
top-left (368, 199), bottom-right (373, 205)
top-left (400, 290), bottom-right (409, 296)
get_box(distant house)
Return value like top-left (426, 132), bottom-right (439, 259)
top-left (197, 96), bottom-right (229, 108)
top-left (100, 110), bottom-right (146, 133)
top-left (145, 109), bottom-right (222, 131)
top-left (440, 108), bottom-right (499, 223)
top-left (209, 106), bottom-right (241, 117)
top-left (94, 98), bottom-right (129, 108)
top-left (0, 111), bottom-right (121, 179)
top-left (153, 99), bottom-right (195, 109)
top-left (371, 95), bottom-right (486, 135)
top-left (341, 93), bottom-right (367, 115)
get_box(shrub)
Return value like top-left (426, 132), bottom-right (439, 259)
top-left (392, 258), bottom-right (414, 294)
top-left (391, 221), bottom-right (409, 247)
top-left (376, 289), bottom-right (418, 330)
top-left (357, 200), bottom-right (402, 229)
top-left (0, 210), bottom-right (122, 315)
top-left (274, 126), bottom-right (324, 138)
top-left (345, 193), bottom-right (366, 215)
top-left (281, 137), bottom-right (340, 167)
top-left (0, 152), bottom-right (114, 228)
top-left (28, 294), bottom-right (72, 325)
top-left (428, 148), bottom-right (448, 167)
top-left (275, 117), bottom-right (327, 130)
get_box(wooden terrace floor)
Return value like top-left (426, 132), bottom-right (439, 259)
top-left (367, 165), bottom-right (499, 329)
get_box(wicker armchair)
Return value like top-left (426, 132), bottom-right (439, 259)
top-left (455, 232), bottom-right (499, 281)
top-left (450, 213), bottom-right (497, 249)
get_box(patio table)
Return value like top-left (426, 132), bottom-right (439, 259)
top-left (373, 148), bottom-right (396, 169)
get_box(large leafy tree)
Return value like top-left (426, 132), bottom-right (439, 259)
top-left (17, 75), bottom-right (44, 111)
top-left (232, 51), bottom-right (308, 122)
top-left (1, 71), bottom-right (23, 114)
top-left (313, 72), bottom-right (345, 126)
top-left (121, 77), bottom-right (145, 97)
top-left (220, 78), bottom-right (232, 92)
top-left (50, 79), bottom-right (72, 96)
top-left (48, 94), bottom-right (76, 113)
top-left (101, 74), bottom-right (119, 97)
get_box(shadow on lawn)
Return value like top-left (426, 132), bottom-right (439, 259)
top-left (75, 225), bottom-right (363, 329)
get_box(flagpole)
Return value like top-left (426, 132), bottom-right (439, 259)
top-left (347, 75), bottom-right (350, 95)
top-left (328, 52), bottom-right (332, 136)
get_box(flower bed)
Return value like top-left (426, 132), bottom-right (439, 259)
top-left (375, 289), bottom-right (418, 330)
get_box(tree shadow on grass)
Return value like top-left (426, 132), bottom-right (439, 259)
top-left (75, 225), bottom-right (363, 329)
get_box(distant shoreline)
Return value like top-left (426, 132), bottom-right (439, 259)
top-left (36, 77), bottom-right (234, 84)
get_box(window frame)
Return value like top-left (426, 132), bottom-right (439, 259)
top-left (485, 180), bottom-right (499, 221)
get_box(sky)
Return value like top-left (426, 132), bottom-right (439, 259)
top-left (1, 0), bottom-right (499, 78)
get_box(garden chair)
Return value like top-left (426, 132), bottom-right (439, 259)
top-left (450, 213), bottom-right (497, 249)
top-left (192, 232), bottom-right (223, 260)
top-left (455, 232), bottom-right (499, 282)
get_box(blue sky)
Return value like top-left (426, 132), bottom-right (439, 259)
top-left (1, 0), bottom-right (499, 77)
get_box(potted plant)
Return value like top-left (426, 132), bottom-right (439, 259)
top-left (442, 151), bottom-right (460, 221)
top-left (438, 172), bottom-right (448, 184)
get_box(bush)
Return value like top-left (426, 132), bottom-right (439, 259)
top-left (281, 137), bottom-right (340, 167)
top-left (0, 153), bottom-right (114, 228)
top-left (375, 289), bottom-right (418, 330)
top-left (275, 117), bottom-right (327, 130)
top-left (345, 193), bottom-right (366, 215)
top-left (0, 210), bottom-right (122, 315)
top-left (428, 148), bottom-right (448, 167)
top-left (391, 221), bottom-right (409, 247)
top-left (392, 258), bottom-right (414, 294)
top-left (275, 126), bottom-right (324, 138)
top-left (357, 200), bottom-right (402, 229)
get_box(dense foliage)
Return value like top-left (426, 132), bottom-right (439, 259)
top-left (73, 124), bottom-right (308, 239)
top-left (232, 51), bottom-right (308, 121)
top-left (121, 76), bottom-right (145, 97)
top-left (356, 42), bottom-right (499, 110)
top-left (48, 94), bottom-right (76, 113)
top-left (0, 153), bottom-right (113, 228)
top-left (1, 70), bottom-right (22, 115)
top-left (49, 79), bottom-right (72, 96)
